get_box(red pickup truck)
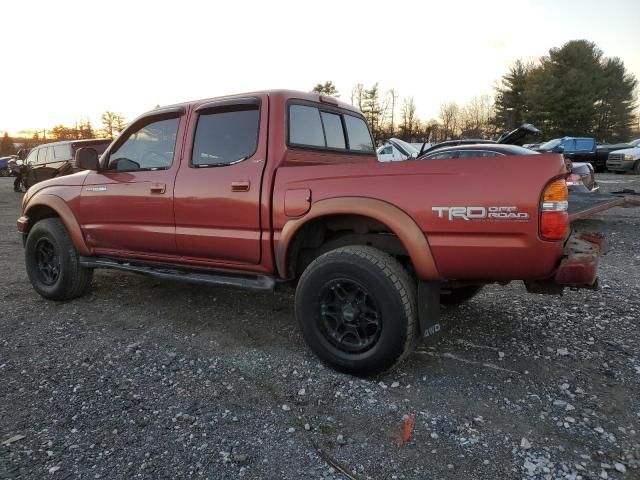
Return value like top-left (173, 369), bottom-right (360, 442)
top-left (18, 90), bottom-right (602, 376)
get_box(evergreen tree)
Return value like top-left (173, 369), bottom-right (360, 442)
top-left (493, 60), bottom-right (531, 131)
top-left (311, 81), bottom-right (339, 97)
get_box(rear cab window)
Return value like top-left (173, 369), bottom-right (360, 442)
top-left (288, 102), bottom-right (374, 154)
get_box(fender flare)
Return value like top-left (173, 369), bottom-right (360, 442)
top-left (276, 197), bottom-right (441, 280)
top-left (25, 193), bottom-right (92, 256)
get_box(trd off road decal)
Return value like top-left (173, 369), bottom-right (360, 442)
top-left (432, 206), bottom-right (530, 222)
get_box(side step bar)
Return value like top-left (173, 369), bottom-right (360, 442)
top-left (79, 256), bottom-right (276, 292)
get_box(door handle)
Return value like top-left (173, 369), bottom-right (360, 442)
top-left (231, 180), bottom-right (250, 192)
top-left (150, 183), bottom-right (166, 194)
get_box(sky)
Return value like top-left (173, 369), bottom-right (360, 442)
top-left (1, 0), bottom-right (639, 137)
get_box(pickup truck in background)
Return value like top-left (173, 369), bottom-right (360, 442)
top-left (17, 90), bottom-right (603, 376)
top-left (606, 139), bottom-right (640, 174)
top-left (535, 136), bottom-right (634, 172)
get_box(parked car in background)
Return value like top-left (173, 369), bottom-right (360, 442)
top-left (0, 156), bottom-right (14, 176)
top-left (421, 124), bottom-right (540, 156)
top-left (420, 138), bottom-right (496, 155)
top-left (419, 143), bottom-right (598, 193)
top-left (606, 139), bottom-right (640, 174)
top-left (21, 139), bottom-right (110, 189)
top-left (377, 138), bottom-right (420, 161)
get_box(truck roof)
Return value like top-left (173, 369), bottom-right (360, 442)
top-left (141, 89), bottom-right (360, 118)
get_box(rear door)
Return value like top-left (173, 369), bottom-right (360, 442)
top-left (173, 96), bottom-right (267, 265)
top-left (79, 108), bottom-right (186, 256)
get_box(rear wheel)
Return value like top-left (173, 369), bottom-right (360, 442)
top-left (0, 168), bottom-right (9, 177)
top-left (440, 285), bottom-right (483, 306)
top-left (295, 246), bottom-right (416, 377)
top-left (25, 218), bottom-right (93, 300)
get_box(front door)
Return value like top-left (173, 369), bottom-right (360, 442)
top-left (173, 97), bottom-right (267, 265)
top-left (79, 114), bottom-right (185, 256)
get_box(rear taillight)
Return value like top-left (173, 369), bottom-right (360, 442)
top-left (565, 173), bottom-right (583, 186)
top-left (540, 178), bottom-right (569, 241)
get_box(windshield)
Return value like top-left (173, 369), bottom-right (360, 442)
top-left (538, 138), bottom-right (561, 151)
top-left (390, 138), bottom-right (419, 156)
top-left (630, 139), bottom-right (640, 147)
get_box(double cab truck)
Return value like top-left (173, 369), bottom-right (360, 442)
top-left (18, 90), bottom-right (603, 376)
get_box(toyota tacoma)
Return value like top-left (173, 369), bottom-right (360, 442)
top-left (18, 90), bottom-right (602, 376)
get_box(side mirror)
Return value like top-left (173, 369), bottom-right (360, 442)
top-left (75, 147), bottom-right (100, 171)
top-left (552, 145), bottom-right (565, 153)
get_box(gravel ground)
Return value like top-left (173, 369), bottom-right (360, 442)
top-left (1, 174), bottom-right (639, 480)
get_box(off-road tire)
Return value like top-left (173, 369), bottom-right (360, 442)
top-left (440, 285), bottom-right (483, 306)
top-left (25, 218), bottom-right (93, 300)
top-left (295, 246), bottom-right (416, 377)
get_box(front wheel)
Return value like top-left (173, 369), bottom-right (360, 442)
top-left (25, 218), bottom-right (93, 300)
top-left (295, 246), bottom-right (416, 377)
top-left (634, 161), bottom-right (640, 175)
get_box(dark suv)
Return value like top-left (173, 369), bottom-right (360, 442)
top-left (21, 139), bottom-right (110, 189)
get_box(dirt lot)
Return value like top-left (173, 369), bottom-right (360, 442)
top-left (1, 174), bottom-right (639, 480)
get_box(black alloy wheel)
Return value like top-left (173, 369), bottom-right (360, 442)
top-left (33, 237), bottom-right (60, 285)
top-left (318, 278), bottom-right (382, 354)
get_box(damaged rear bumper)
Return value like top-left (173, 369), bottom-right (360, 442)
top-left (526, 232), bottom-right (603, 294)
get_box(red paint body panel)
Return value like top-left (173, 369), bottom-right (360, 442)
top-left (19, 89), bottom-right (583, 286)
top-left (272, 154), bottom-right (566, 281)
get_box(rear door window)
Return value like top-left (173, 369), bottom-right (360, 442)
top-left (344, 115), bottom-right (374, 152)
top-left (575, 138), bottom-right (594, 151)
top-left (192, 107), bottom-right (260, 166)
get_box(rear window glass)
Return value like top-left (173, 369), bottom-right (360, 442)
top-left (288, 104), bottom-right (374, 153)
top-left (321, 112), bottom-right (345, 149)
top-left (54, 144), bottom-right (72, 160)
top-left (289, 105), bottom-right (324, 147)
top-left (192, 108), bottom-right (260, 166)
top-left (344, 115), bottom-right (374, 152)
top-left (425, 151), bottom-right (457, 160)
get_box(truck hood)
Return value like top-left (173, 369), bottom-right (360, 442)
top-left (610, 146), bottom-right (640, 156)
top-left (23, 170), bottom-right (91, 206)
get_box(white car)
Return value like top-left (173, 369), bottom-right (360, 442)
top-left (377, 138), bottom-right (422, 162)
top-left (606, 139), bottom-right (640, 174)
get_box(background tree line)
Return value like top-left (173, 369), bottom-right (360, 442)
top-left (314, 40), bottom-right (639, 145)
top-left (0, 111), bottom-right (128, 156)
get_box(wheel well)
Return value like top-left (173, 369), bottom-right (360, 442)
top-left (25, 205), bottom-right (59, 234)
top-left (286, 214), bottom-right (410, 279)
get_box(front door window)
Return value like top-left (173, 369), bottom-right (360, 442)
top-left (106, 118), bottom-right (179, 172)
